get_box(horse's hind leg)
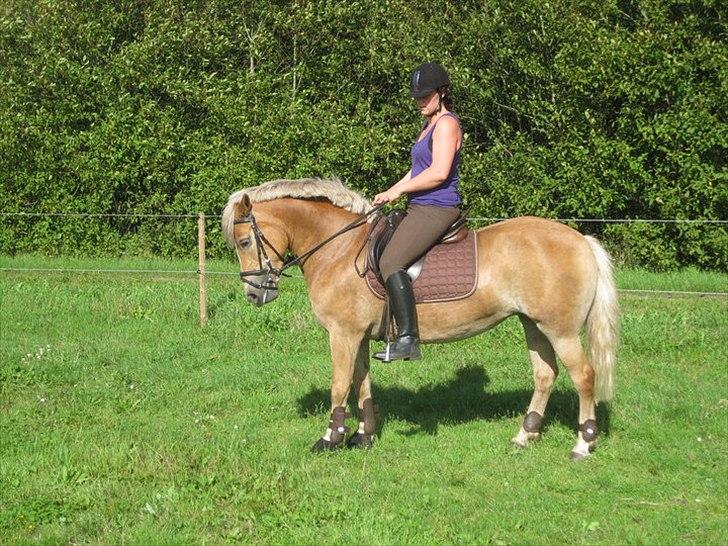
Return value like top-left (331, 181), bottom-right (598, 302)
top-left (550, 335), bottom-right (597, 460)
top-left (512, 316), bottom-right (558, 448)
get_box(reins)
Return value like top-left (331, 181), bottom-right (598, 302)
top-left (283, 203), bottom-right (386, 272)
top-left (233, 203), bottom-right (385, 289)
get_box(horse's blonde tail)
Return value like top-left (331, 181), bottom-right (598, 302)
top-left (584, 236), bottom-right (619, 402)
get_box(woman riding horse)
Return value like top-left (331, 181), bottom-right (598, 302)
top-left (372, 61), bottom-right (463, 363)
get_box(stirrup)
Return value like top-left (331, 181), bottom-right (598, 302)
top-left (372, 336), bottom-right (421, 362)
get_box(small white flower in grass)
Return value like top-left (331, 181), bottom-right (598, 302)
top-left (38, 396), bottom-right (47, 404)
top-left (697, 437), bottom-right (703, 442)
top-left (129, 384), bottom-right (135, 390)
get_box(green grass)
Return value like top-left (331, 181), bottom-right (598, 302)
top-left (616, 267), bottom-right (727, 293)
top-left (1, 255), bottom-right (726, 545)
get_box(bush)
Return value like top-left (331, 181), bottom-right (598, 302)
top-left (0, 0), bottom-right (725, 269)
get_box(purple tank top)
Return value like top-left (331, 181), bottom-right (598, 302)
top-left (408, 112), bottom-right (461, 207)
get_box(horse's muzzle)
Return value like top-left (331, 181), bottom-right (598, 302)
top-left (246, 288), bottom-right (279, 307)
top-left (243, 273), bottom-right (279, 306)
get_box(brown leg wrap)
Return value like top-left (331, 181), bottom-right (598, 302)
top-left (579, 419), bottom-right (598, 442)
top-left (329, 407), bottom-right (351, 445)
top-left (523, 411), bottom-right (543, 433)
top-left (362, 399), bottom-right (379, 435)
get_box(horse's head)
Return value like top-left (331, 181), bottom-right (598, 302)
top-left (224, 177), bottom-right (375, 307)
top-left (226, 194), bottom-right (289, 307)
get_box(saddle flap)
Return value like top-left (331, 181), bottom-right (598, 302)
top-left (367, 210), bottom-right (406, 281)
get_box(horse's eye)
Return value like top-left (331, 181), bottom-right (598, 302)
top-left (238, 238), bottom-right (252, 249)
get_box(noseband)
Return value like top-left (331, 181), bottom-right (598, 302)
top-left (233, 204), bottom-right (384, 291)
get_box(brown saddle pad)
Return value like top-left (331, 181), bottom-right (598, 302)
top-left (365, 230), bottom-right (478, 303)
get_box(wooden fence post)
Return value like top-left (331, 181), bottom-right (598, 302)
top-left (198, 213), bottom-right (208, 327)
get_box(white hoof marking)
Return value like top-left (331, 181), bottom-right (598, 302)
top-left (511, 427), bottom-right (540, 449)
top-left (570, 436), bottom-right (592, 459)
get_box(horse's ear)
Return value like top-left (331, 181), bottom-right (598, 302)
top-left (234, 194), bottom-right (252, 219)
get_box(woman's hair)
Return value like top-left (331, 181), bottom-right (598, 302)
top-left (438, 86), bottom-right (453, 110)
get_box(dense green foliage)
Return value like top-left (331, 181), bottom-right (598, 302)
top-left (1, 0), bottom-right (726, 268)
top-left (1, 257), bottom-right (727, 543)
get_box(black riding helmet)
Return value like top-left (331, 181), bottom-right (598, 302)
top-left (409, 61), bottom-right (450, 98)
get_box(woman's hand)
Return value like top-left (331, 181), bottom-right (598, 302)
top-left (372, 187), bottom-right (403, 205)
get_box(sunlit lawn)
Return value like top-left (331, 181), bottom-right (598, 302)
top-left (1, 256), bottom-right (726, 544)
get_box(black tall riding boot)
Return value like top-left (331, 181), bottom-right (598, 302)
top-left (373, 271), bottom-right (421, 362)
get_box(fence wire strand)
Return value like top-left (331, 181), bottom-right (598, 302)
top-left (0, 267), bottom-right (239, 276)
top-left (1, 267), bottom-right (724, 297)
top-left (468, 217), bottom-right (727, 224)
top-left (0, 212), bottom-right (212, 219)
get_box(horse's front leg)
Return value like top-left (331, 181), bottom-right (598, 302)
top-left (346, 341), bottom-right (378, 449)
top-left (311, 328), bottom-right (366, 452)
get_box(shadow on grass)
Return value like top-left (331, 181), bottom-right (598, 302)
top-left (297, 364), bottom-right (611, 440)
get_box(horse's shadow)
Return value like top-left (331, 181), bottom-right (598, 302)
top-left (297, 365), bottom-right (611, 438)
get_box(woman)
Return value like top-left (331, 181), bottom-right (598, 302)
top-left (372, 61), bottom-right (463, 362)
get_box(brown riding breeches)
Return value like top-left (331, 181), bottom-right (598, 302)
top-left (379, 204), bottom-right (461, 281)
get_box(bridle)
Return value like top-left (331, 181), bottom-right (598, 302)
top-left (233, 203), bottom-right (384, 293)
top-left (233, 212), bottom-right (289, 292)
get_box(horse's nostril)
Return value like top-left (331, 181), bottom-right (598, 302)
top-left (246, 293), bottom-right (259, 305)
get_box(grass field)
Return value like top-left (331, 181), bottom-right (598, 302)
top-left (1, 255), bottom-right (726, 545)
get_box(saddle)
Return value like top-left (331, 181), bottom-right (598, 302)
top-left (361, 210), bottom-right (478, 304)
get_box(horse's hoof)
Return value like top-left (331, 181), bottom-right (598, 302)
top-left (511, 438), bottom-right (528, 450)
top-left (569, 449), bottom-right (591, 461)
top-left (346, 433), bottom-right (374, 449)
top-left (511, 430), bottom-right (539, 449)
top-left (311, 438), bottom-right (341, 453)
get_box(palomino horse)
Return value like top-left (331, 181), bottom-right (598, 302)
top-left (222, 177), bottom-right (619, 459)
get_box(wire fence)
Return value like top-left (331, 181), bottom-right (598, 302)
top-left (2, 211), bottom-right (725, 298)
top-left (0, 212), bottom-right (203, 219)
top-left (468, 217), bottom-right (728, 224)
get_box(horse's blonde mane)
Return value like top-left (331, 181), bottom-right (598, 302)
top-left (222, 177), bottom-right (372, 246)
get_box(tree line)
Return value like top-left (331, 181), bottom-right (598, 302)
top-left (0, 0), bottom-right (725, 269)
